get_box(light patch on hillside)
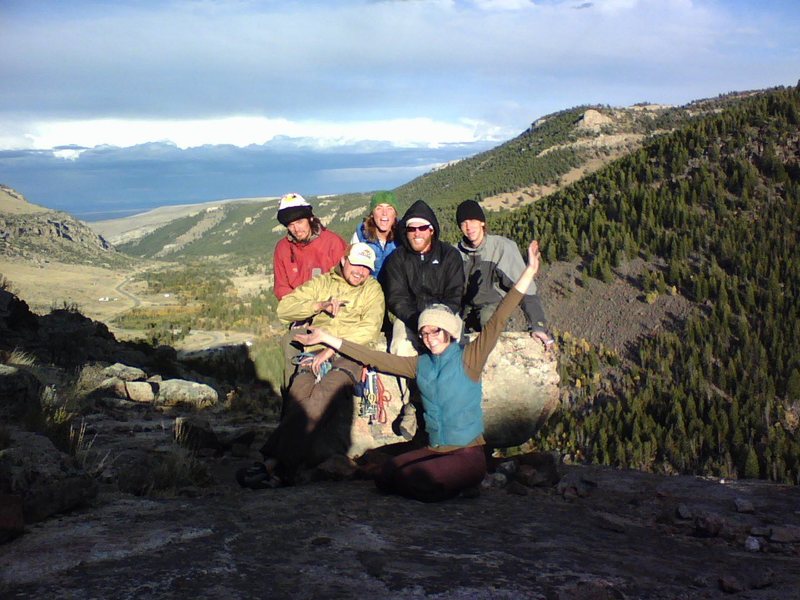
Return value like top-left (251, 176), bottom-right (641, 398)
top-left (0, 185), bottom-right (50, 215)
top-left (576, 109), bottom-right (613, 131)
top-left (341, 207), bottom-right (367, 222)
top-left (483, 155), bottom-right (622, 212)
top-left (0, 258), bottom-right (133, 321)
top-left (91, 197), bottom-right (276, 245)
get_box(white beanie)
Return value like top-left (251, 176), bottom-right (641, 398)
top-left (277, 192), bottom-right (313, 226)
top-left (418, 304), bottom-right (462, 340)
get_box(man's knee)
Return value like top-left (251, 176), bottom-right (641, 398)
top-left (390, 319), bottom-right (422, 356)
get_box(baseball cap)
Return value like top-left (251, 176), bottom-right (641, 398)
top-left (347, 242), bottom-right (376, 271)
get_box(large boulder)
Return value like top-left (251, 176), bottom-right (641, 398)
top-left (0, 428), bottom-right (97, 524)
top-left (87, 375), bottom-right (217, 408)
top-left (102, 363), bottom-right (147, 381)
top-left (479, 332), bottom-right (561, 447)
top-left (0, 364), bottom-right (43, 424)
top-left (155, 379), bottom-right (218, 408)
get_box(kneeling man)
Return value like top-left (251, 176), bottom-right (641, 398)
top-left (251, 243), bottom-right (385, 486)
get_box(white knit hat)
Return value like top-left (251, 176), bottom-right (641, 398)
top-left (418, 304), bottom-right (462, 340)
top-left (277, 192), bottom-right (313, 226)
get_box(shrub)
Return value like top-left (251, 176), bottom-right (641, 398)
top-left (250, 337), bottom-right (284, 398)
top-left (149, 447), bottom-right (212, 495)
top-left (50, 300), bottom-right (81, 313)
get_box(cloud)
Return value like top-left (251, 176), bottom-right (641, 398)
top-left (0, 0), bottom-right (797, 216)
top-left (2, 0), bottom-right (797, 152)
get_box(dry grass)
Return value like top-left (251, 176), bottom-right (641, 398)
top-left (149, 447), bottom-right (212, 496)
top-left (69, 419), bottom-right (110, 475)
top-left (4, 349), bottom-right (36, 367)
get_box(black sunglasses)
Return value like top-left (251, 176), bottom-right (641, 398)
top-left (406, 225), bottom-right (432, 233)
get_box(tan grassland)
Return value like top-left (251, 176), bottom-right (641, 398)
top-left (0, 185), bottom-right (50, 215)
top-left (482, 156), bottom-right (618, 212)
top-left (0, 258), bottom-right (255, 350)
top-left (0, 258), bottom-right (135, 320)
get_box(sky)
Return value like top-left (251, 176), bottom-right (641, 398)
top-left (0, 0), bottom-right (798, 220)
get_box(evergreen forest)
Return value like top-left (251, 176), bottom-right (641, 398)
top-left (488, 85), bottom-right (800, 483)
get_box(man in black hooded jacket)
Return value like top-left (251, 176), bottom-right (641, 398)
top-left (380, 199), bottom-right (465, 356)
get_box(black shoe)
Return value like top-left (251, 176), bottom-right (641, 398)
top-left (236, 463), bottom-right (282, 489)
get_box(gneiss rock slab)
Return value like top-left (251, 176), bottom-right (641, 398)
top-left (0, 428), bottom-right (97, 526)
top-left (1, 465), bottom-right (798, 599)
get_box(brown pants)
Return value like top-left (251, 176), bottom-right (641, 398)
top-left (261, 354), bottom-right (361, 478)
top-left (375, 444), bottom-right (487, 502)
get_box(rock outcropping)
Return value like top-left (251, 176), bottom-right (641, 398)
top-left (0, 185), bottom-right (126, 266)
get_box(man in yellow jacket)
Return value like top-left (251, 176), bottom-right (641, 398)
top-left (250, 243), bottom-right (385, 486)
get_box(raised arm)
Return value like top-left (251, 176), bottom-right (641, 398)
top-left (463, 240), bottom-right (543, 379)
top-left (514, 240), bottom-right (541, 294)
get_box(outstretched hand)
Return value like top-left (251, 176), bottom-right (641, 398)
top-left (532, 330), bottom-right (555, 353)
top-left (294, 326), bottom-right (325, 347)
top-left (527, 240), bottom-right (541, 276)
top-left (293, 325), bottom-right (344, 353)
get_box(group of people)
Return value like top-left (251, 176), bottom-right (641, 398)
top-left (237, 191), bottom-right (552, 502)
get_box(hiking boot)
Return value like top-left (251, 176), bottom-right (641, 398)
top-left (236, 462), bottom-right (284, 490)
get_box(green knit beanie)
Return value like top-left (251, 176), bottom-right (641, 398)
top-left (369, 191), bottom-right (398, 212)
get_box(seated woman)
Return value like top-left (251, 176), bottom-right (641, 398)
top-left (295, 240), bottom-right (543, 502)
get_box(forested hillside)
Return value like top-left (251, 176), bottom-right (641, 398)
top-left (117, 193), bottom-right (370, 262)
top-left (493, 85), bottom-right (800, 483)
top-left (394, 96), bottom-right (754, 240)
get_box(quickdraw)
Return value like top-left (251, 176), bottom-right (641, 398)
top-left (358, 368), bottom-right (391, 424)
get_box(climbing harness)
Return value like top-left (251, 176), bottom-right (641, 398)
top-left (358, 368), bottom-right (391, 424)
top-left (292, 351), bottom-right (332, 382)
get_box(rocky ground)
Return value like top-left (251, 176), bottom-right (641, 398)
top-left (538, 257), bottom-right (694, 358)
top-left (2, 455), bottom-right (799, 599)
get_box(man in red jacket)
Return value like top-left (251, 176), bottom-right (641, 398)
top-left (273, 193), bottom-right (347, 395)
top-left (273, 193), bottom-right (347, 300)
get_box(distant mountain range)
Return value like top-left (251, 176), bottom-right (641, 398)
top-left (79, 95), bottom-right (755, 263)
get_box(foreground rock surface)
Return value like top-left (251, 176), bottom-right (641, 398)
top-left (1, 462), bottom-right (798, 599)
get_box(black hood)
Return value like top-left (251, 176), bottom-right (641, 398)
top-left (398, 200), bottom-right (440, 241)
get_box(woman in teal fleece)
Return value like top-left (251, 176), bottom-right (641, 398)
top-left (295, 240), bottom-right (543, 502)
